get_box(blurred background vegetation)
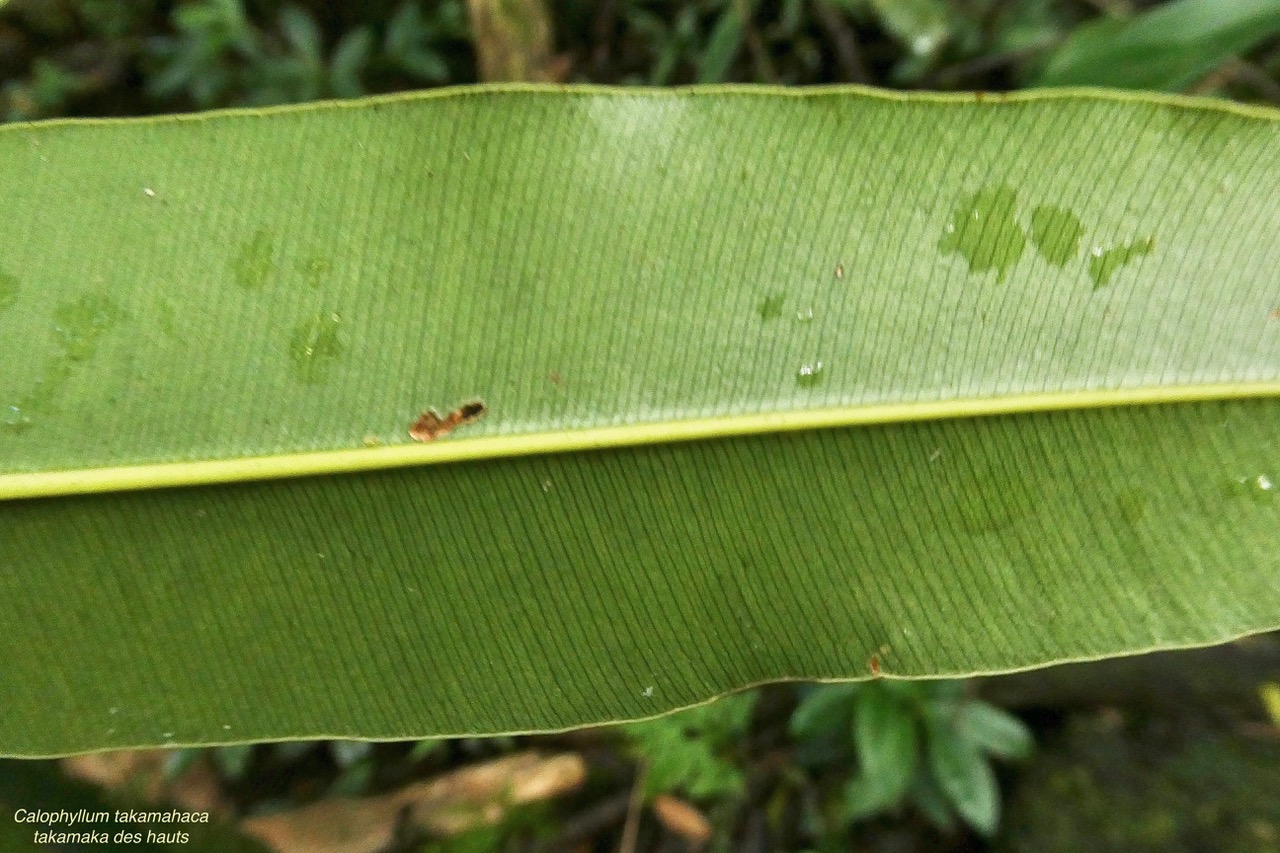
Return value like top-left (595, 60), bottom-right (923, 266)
top-left (2, 0), bottom-right (1280, 851)
top-left (3, 0), bottom-right (1280, 122)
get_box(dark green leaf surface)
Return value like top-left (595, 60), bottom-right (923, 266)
top-left (1, 87), bottom-right (1278, 755)
top-left (3, 398), bottom-right (1278, 754)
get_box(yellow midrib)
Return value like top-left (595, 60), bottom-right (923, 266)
top-left (3, 382), bottom-right (1279, 501)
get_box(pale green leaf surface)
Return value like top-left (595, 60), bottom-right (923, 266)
top-left (2, 87), bottom-right (1279, 484)
top-left (1, 86), bottom-right (1279, 755)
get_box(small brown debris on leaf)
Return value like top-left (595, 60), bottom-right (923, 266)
top-left (458, 401), bottom-right (486, 420)
top-left (410, 400), bottom-right (486, 442)
top-left (834, 263), bottom-right (844, 279)
top-left (869, 654), bottom-right (881, 676)
top-left (652, 794), bottom-right (712, 848)
top-left (410, 411), bottom-right (447, 441)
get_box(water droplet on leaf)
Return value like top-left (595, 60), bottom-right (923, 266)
top-left (0, 270), bottom-right (18, 312)
top-left (1028, 205), bottom-right (1084, 267)
top-left (234, 229), bottom-right (276, 290)
top-left (796, 361), bottom-right (824, 387)
top-left (939, 185), bottom-right (1026, 282)
top-left (54, 292), bottom-right (123, 361)
top-left (758, 293), bottom-right (785, 321)
top-left (1223, 474), bottom-right (1276, 504)
top-left (3, 404), bottom-right (30, 431)
top-left (1089, 237), bottom-right (1155, 289)
top-left (289, 312), bottom-right (344, 384)
top-left (298, 257), bottom-right (333, 290)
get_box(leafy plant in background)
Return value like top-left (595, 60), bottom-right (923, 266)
top-left (382, 0), bottom-right (468, 84)
top-left (608, 0), bottom-right (1280, 94)
top-left (146, 0), bottom-right (370, 106)
top-left (1034, 0), bottom-right (1280, 91)
top-left (145, 0), bottom-right (468, 109)
top-left (0, 0), bottom-right (471, 119)
top-left (790, 680), bottom-right (1033, 837)
top-left (2, 57), bottom-right (85, 121)
top-left (7, 0), bottom-right (1280, 117)
top-left (621, 690), bottom-right (758, 800)
top-left (159, 737), bottom-right (447, 810)
top-left (0, 0), bottom-right (156, 121)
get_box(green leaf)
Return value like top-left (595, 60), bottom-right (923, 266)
top-left (162, 747), bottom-right (202, 781)
top-left (697, 3), bottom-right (749, 83)
top-left (926, 718), bottom-right (1000, 836)
top-left (384, 2), bottom-right (453, 82)
top-left (1035, 0), bottom-right (1280, 91)
top-left (397, 49), bottom-right (451, 82)
top-left (1, 88), bottom-right (1279, 756)
top-left (869, 0), bottom-right (950, 56)
top-left (214, 744), bottom-right (255, 780)
top-left (385, 1), bottom-right (425, 57)
top-left (851, 686), bottom-right (918, 809)
top-left (789, 683), bottom-right (860, 741)
top-left (907, 768), bottom-right (956, 832)
top-left (330, 739), bottom-right (372, 767)
top-left (327, 757), bottom-right (373, 796)
top-left (279, 5), bottom-right (323, 66)
top-left (841, 772), bottom-right (896, 823)
top-left (622, 692), bottom-right (756, 799)
top-left (329, 26), bottom-right (373, 98)
top-left (409, 738), bottom-right (445, 762)
top-left (272, 742), bottom-right (315, 763)
top-left (957, 701), bottom-right (1034, 762)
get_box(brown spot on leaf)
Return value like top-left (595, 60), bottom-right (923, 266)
top-left (834, 263), bottom-right (844, 279)
top-left (410, 400), bottom-right (487, 442)
top-left (458, 403), bottom-right (484, 422)
top-left (410, 411), bottom-right (446, 442)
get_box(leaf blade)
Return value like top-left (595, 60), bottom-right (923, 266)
top-left (2, 88), bottom-right (1279, 755)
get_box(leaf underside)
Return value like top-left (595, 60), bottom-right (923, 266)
top-left (1, 86), bottom-right (1278, 755)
